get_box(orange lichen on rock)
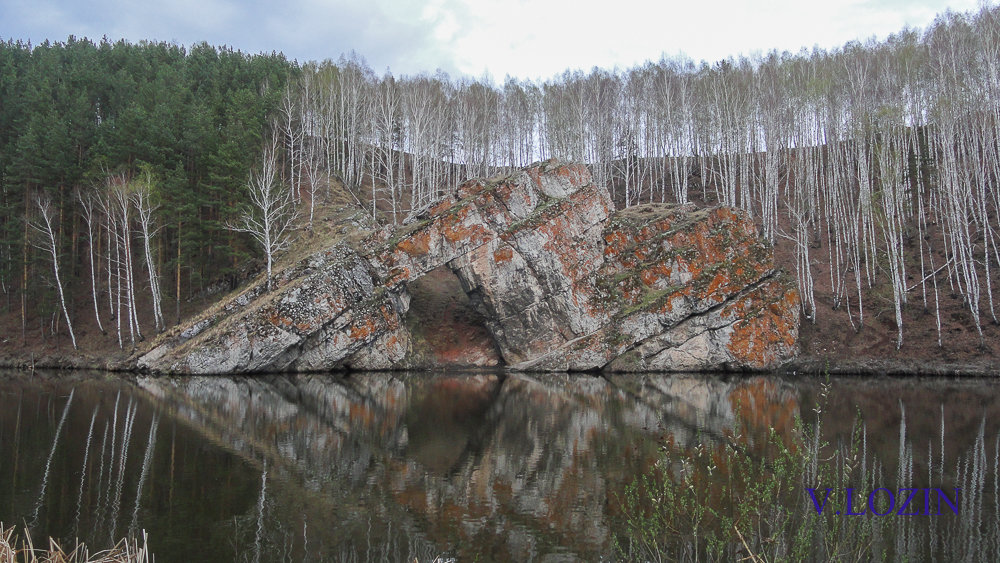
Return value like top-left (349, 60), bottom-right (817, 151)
top-left (456, 178), bottom-right (486, 199)
top-left (139, 159), bottom-right (799, 375)
top-left (603, 231), bottom-right (629, 256)
top-left (430, 199), bottom-right (453, 215)
top-left (639, 263), bottom-right (673, 287)
top-left (349, 317), bottom-right (378, 340)
top-left (724, 278), bottom-right (800, 368)
top-left (268, 312), bottom-right (293, 328)
top-left (396, 229), bottom-right (431, 256)
top-left (385, 266), bottom-right (411, 286)
top-left (441, 209), bottom-right (490, 246)
top-left (379, 303), bottom-right (400, 329)
top-left (493, 245), bottom-right (514, 264)
top-left (704, 273), bottom-right (729, 302)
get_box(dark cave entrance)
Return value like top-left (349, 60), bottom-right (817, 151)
top-left (404, 265), bottom-right (504, 368)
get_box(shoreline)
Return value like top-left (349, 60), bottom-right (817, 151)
top-left (2, 354), bottom-right (997, 378)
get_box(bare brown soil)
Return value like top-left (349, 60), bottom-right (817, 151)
top-left (776, 241), bottom-right (999, 375)
top-left (0, 274), bottom-right (222, 370)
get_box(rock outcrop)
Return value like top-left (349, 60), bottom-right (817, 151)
top-left (138, 160), bottom-right (799, 374)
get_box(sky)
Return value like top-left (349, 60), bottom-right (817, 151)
top-left (0, 0), bottom-right (987, 82)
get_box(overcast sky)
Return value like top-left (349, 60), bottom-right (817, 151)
top-left (0, 0), bottom-right (986, 81)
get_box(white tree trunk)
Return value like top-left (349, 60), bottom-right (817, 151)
top-left (31, 194), bottom-right (77, 350)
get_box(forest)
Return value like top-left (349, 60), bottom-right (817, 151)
top-left (1, 4), bottom-right (998, 356)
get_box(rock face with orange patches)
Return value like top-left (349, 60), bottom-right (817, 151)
top-left (138, 243), bottom-right (412, 373)
top-left (138, 159), bottom-right (798, 374)
top-left (544, 203), bottom-right (801, 372)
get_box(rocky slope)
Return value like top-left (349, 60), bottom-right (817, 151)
top-left (136, 160), bottom-right (799, 374)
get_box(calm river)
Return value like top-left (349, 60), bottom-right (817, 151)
top-left (1, 370), bottom-right (997, 561)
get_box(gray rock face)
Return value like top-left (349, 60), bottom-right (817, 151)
top-left (138, 159), bottom-right (799, 374)
top-left (140, 244), bottom-right (410, 373)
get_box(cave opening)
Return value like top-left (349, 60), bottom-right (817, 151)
top-left (404, 265), bottom-right (504, 368)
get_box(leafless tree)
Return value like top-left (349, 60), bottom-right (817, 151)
top-left (229, 135), bottom-right (299, 291)
top-left (30, 193), bottom-right (77, 349)
top-left (132, 170), bottom-right (165, 332)
top-left (264, 4), bottom-right (1000, 349)
top-left (77, 187), bottom-right (106, 335)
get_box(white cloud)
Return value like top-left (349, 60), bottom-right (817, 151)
top-left (0, 0), bottom-right (989, 80)
top-left (442, 0), bottom-right (987, 80)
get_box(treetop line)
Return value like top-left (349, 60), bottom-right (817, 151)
top-left (0, 4), bottom-right (997, 351)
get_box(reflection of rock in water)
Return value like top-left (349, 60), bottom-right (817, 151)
top-left (136, 372), bottom-right (801, 560)
top-left (615, 374), bottom-right (737, 441)
top-left (137, 374), bottom-right (415, 484)
top-left (392, 374), bottom-right (625, 554)
top-left (137, 373), bottom-right (442, 560)
top-left (608, 373), bottom-right (800, 448)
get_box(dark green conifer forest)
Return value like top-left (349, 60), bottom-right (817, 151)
top-left (0, 38), bottom-right (293, 344)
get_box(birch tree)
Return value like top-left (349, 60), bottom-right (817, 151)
top-left (30, 193), bottom-right (77, 349)
top-left (229, 136), bottom-right (299, 291)
top-left (76, 187), bottom-right (106, 335)
top-left (371, 74), bottom-right (402, 222)
top-left (105, 174), bottom-right (141, 346)
top-left (132, 170), bottom-right (165, 332)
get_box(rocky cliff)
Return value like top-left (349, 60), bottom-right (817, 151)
top-left (137, 160), bottom-right (799, 374)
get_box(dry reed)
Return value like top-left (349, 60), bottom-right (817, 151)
top-left (0, 523), bottom-right (151, 563)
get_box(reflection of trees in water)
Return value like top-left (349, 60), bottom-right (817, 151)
top-left (138, 373), bottom-right (458, 560)
top-left (0, 376), bottom-right (261, 561)
top-left (29, 388), bottom-right (73, 528)
top-left (0, 383), bottom-right (146, 549)
top-left (5, 371), bottom-right (997, 560)
top-left (74, 405), bottom-right (98, 533)
top-left (617, 377), bottom-right (1000, 561)
top-left (128, 412), bottom-right (158, 539)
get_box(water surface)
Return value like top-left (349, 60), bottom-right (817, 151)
top-left (0, 370), bottom-right (996, 561)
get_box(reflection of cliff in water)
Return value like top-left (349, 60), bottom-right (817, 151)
top-left (5, 371), bottom-right (997, 561)
top-left (136, 372), bottom-right (798, 560)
